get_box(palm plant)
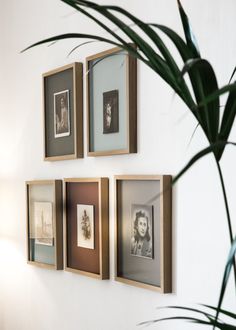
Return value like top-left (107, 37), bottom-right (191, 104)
top-left (24, 0), bottom-right (236, 328)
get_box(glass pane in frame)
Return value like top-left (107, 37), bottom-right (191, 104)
top-left (65, 181), bottom-right (100, 275)
top-left (27, 183), bottom-right (55, 265)
top-left (87, 47), bottom-right (137, 156)
top-left (64, 178), bottom-right (109, 279)
top-left (115, 175), bottom-right (172, 292)
top-left (43, 63), bottom-right (83, 161)
top-left (117, 179), bottom-right (161, 287)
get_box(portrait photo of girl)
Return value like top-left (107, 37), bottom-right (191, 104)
top-left (130, 204), bottom-right (153, 259)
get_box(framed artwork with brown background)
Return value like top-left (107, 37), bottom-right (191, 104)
top-left (64, 178), bottom-right (109, 279)
top-left (86, 46), bottom-right (137, 156)
top-left (26, 180), bottom-right (63, 270)
top-left (114, 175), bottom-right (172, 292)
top-left (43, 62), bottom-right (83, 161)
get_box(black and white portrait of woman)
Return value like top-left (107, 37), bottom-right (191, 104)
top-left (54, 90), bottom-right (70, 138)
top-left (130, 204), bottom-right (153, 259)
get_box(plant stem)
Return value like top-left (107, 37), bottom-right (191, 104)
top-left (215, 160), bottom-right (236, 289)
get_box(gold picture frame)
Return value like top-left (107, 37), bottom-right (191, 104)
top-left (26, 180), bottom-right (63, 270)
top-left (86, 46), bottom-right (137, 156)
top-left (43, 62), bottom-right (83, 161)
top-left (114, 175), bottom-right (172, 292)
top-left (64, 178), bottom-right (109, 279)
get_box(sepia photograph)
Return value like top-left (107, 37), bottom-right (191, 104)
top-left (77, 204), bottom-right (94, 249)
top-left (103, 89), bottom-right (119, 134)
top-left (130, 204), bottom-right (154, 259)
top-left (34, 202), bottom-right (53, 246)
top-left (54, 89), bottom-right (70, 138)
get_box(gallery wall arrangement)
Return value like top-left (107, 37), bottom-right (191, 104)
top-left (26, 44), bottom-right (172, 292)
top-left (1, 1), bottom-right (234, 329)
top-left (26, 175), bottom-right (172, 291)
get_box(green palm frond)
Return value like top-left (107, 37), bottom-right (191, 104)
top-left (177, 0), bottom-right (200, 57)
top-left (139, 305), bottom-right (236, 329)
top-left (214, 237), bottom-right (236, 325)
top-left (172, 141), bottom-right (236, 185)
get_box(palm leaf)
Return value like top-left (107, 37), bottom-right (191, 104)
top-left (88, 2), bottom-right (183, 80)
top-left (72, 0), bottom-right (171, 69)
top-left (181, 58), bottom-right (219, 144)
top-left (203, 305), bottom-right (236, 320)
top-left (229, 66), bottom-right (236, 83)
top-left (217, 87), bottom-right (236, 159)
top-left (139, 305), bottom-right (236, 329)
top-left (21, 33), bottom-right (123, 52)
top-left (177, 0), bottom-right (200, 57)
top-left (172, 141), bottom-right (236, 186)
top-left (67, 40), bottom-right (97, 57)
top-left (140, 316), bottom-right (235, 329)
top-left (197, 83), bottom-right (236, 107)
top-left (87, 51), bottom-right (127, 74)
top-left (61, 0), bottom-right (144, 62)
top-left (158, 305), bottom-right (221, 320)
top-left (150, 23), bottom-right (221, 147)
top-left (214, 237), bottom-right (236, 326)
top-left (65, 0), bottom-right (195, 105)
top-left (187, 123), bottom-right (200, 148)
top-left (140, 316), bottom-right (214, 326)
top-left (149, 23), bottom-right (196, 61)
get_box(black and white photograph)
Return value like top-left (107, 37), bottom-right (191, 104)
top-left (54, 90), bottom-right (70, 138)
top-left (130, 204), bottom-right (153, 259)
top-left (34, 202), bottom-right (53, 246)
top-left (77, 204), bottom-right (94, 249)
top-left (103, 89), bottom-right (119, 134)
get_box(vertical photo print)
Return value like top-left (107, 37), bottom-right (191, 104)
top-left (54, 90), bottom-right (70, 138)
top-left (130, 204), bottom-right (154, 259)
top-left (34, 202), bottom-right (53, 246)
top-left (77, 204), bottom-right (94, 249)
top-left (103, 89), bottom-right (119, 134)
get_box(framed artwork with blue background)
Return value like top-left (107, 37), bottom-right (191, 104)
top-left (86, 46), bottom-right (137, 156)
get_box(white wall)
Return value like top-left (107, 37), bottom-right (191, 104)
top-left (0, 0), bottom-right (236, 329)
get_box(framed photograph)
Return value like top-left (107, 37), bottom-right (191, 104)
top-left (54, 90), bottom-right (70, 138)
top-left (86, 46), bottom-right (137, 156)
top-left (34, 201), bottom-right (53, 246)
top-left (77, 204), bottom-right (94, 249)
top-left (43, 62), bottom-right (83, 161)
top-left (64, 178), bottom-right (109, 279)
top-left (115, 175), bottom-right (172, 292)
top-left (103, 90), bottom-right (119, 134)
top-left (130, 204), bottom-right (153, 259)
top-left (26, 180), bottom-right (63, 270)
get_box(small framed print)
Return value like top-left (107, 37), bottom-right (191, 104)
top-left (34, 202), bottom-right (53, 246)
top-left (77, 204), bottom-right (94, 249)
top-left (54, 90), bottom-right (70, 138)
top-left (130, 204), bottom-right (153, 259)
top-left (43, 62), bottom-right (83, 161)
top-left (115, 175), bottom-right (172, 292)
top-left (86, 46), bottom-right (137, 156)
top-left (103, 90), bottom-right (119, 134)
top-left (26, 180), bottom-right (63, 270)
top-left (64, 178), bottom-right (109, 279)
